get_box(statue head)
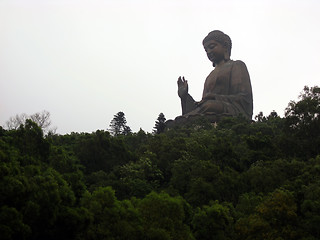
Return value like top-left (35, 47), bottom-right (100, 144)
top-left (203, 30), bottom-right (232, 57)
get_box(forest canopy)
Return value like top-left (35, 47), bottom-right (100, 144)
top-left (1, 86), bottom-right (320, 240)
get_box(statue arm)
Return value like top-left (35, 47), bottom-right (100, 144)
top-left (177, 76), bottom-right (197, 115)
top-left (181, 94), bottom-right (196, 115)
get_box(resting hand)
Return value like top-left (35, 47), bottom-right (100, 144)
top-left (177, 76), bottom-right (188, 98)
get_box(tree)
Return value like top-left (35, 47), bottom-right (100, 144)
top-left (74, 130), bottom-right (133, 173)
top-left (192, 201), bottom-right (234, 240)
top-left (300, 180), bottom-right (320, 239)
top-left (254, 111), bottom-right (267, 122)
top-left (284, 85), bottom-right (320, 157)
top-left (285, 86), bottom-right (320, 129)
top-left (118, 151), bottom-right (163, 198)
top-left (138, 191), bottom-right (194, 240)
top-left (81, 187), bottom-right (142, 240)
top-left (109, 111), bottom-right (132, 136)
top-left (5, 113), bottom-right (28, 130)
top-left (153, 113), bottom-right (166, 134)
top-left (235, 189), bottom-right (299, 240)
top-left (255, 110), bottom-right (280, 123)
top-left (5, 110), bottom-right (56, 135)
top-left (0, 206), bottom-right (31, 240)
top-left (10, 119), bottom-right (50, 163)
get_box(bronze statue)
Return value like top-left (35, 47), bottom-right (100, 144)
top-left (173, 30), bottom-right (253, 124)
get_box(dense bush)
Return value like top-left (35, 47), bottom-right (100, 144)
top-left (1, 86), bottom-right (320, 239)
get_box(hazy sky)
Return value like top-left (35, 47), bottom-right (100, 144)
top-left (1, 0), bottom-right (320, 134)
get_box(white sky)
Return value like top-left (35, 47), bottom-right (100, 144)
top-left (1, 0), bottom-right (320, 134)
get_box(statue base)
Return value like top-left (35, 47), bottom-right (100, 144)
top-left (165, 113), bottom-right (233, 129)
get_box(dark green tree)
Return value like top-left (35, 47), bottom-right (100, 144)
top-left (80, 186), bottom-right (142, 240)
top-left (0, 206), bottom-right (31, 240)
top-left (153, 113), bottom-right (166, 134)
top-left (74, 130), bottom-right (133, 173)
top-left (285, 86), bottom-right (320, 129)
top-left (138, 191), bottom-right (194, 240)
top-left (284, 85), bottom-right (320, 157)
top-left (192, 201), bottom-right (234, 240)
top-left (117, 151), bottom-right (163, 198)
top-left (235, 189), bottom-right (299, 240)
top-left (109, 111), bottom-right (132, 136)
top-left (10, 119), bottom-right (50, 163)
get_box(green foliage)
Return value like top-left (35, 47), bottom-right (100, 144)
top-left (284, 86), bottom-right (320, 158)
top-left (118, 151), bottom-right (164, 198)
top-left (299, 156), bottom-right (320, 239)
top-left (71, 130), bottom-right (134, 173)
top-left (235, 192), bottom-right (264, 218)
top-left (11, 119), bottom-right (50, 163)
top-left (285, 86), bottom-right (320, 130)
top-left (109, 111), bottom-right (132, 136)
top-left (80, 187), bottom-right (143, 240)
top-left (236, 189), bottom-right (299, 240)
top-left (5, 110), bottom-right (55, 135)
top-left (192, 201), bottom-right (234, 240)
top-left (0, 206), bottom-right (31, 240)
top-left (139, 191), bottom-right (194, 240)
top-left (1, 86), bottom-right (320, 239)
top-left (171, 155), bottom-right (224, 206)
top-left (153, 113), bottom-right (166, 134)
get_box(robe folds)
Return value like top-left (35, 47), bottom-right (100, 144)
top-left (183, 60), bottom-right (253, 120)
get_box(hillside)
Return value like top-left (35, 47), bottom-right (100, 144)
top-left (1, 86), bottom-right (319, 240)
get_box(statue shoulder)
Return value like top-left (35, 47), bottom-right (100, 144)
top-left (231, 60), bottom-right (249, 73)
top-left (232, 60), bottom-right (247, 68)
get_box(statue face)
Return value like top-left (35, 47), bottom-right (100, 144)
top-left (203, 39), bottom-right (228, 66)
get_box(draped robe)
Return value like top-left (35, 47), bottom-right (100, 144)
top-left (181, 60), bottom-right (253, 119)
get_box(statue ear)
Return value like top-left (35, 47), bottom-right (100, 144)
top-left (223, 41), bottom-right (230, 58)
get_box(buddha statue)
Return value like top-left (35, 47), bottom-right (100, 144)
top-left (172, 30), bottom-right (253, 125)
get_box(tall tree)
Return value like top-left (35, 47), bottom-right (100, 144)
top-left (153, 113), bottom-right (166, 134)
top-left (284, 85), bottom-right (320, 157)
top-left (109, 111), bottom-right (132, 136)
top-left (5, 110), bottom-right (56, 135)
top-left (285, 85), bottom-right (320, 130)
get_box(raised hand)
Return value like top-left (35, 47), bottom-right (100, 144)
top-left (177, 76), bottom-right (188, 98)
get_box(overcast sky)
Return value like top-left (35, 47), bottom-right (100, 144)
top-left (1, 0), bottom-right (320, 134)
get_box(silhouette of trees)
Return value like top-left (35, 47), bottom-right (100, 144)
top-left (1, 86), bottom-right (320, 239)
top-left (109, 111), bottom-right (132, 136)
top-left (153, 113), bottom-right (166, 134)
top-left (5, 110), bottom-right (56, 135)
top-left (284, 86), bottom-right (320, 158)
top-left (285, 86), bottom-right (320, 129)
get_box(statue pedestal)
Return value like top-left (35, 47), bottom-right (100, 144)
top-left (165, 113), bottom-right (233, 129)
